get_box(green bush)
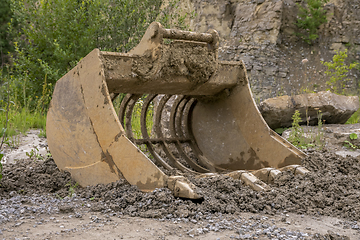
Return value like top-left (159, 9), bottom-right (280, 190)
top-left (321, 49), bottom-right (358, 94)
top-left (295, 0), bottom-right (329, 44)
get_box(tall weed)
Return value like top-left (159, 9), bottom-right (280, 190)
top-left (288, 110), bottom-right (324, 150)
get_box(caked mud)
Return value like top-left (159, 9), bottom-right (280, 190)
top-left (1, 150), bottom-right (360, 222)
top-left (133, 41), bottom-right (217, 84)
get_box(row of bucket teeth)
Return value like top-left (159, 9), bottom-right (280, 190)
top-left (198, 165), bottom-right (310, 192)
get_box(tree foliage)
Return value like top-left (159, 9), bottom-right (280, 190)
top-left (5, 0), bottom-right (181, 109)
top-left (0, 0), bottom-right (14, 67)
top-left (295, 0), bottom-right (329, 44)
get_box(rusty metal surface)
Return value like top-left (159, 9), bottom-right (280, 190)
top-left (47, 22), bottom-right (307, 199)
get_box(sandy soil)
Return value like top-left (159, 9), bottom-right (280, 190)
top-left (1, 211), bottom-right (358, 239)
top-left (1, 125), bottom-right (360, 239)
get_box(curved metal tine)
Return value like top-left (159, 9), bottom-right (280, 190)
top-left (154, 95), bottom-right (196, 173)
top-left (140, 94), bottom-right (173, 171)
top-left (124, 94), bottom-right (142, 141)
top-left (170, 96), bottom-right (210, 173)
top-left (183, 98), bottom-right (225, 172)
top-left (110, 93), bottom-right (120, 102)
top-left (175, 96), bottom-right (191, 139)
top-left (118, 94), bottom-right (132, 128)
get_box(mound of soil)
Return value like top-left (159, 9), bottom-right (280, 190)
top-left (2, 150), bottom-right (359, 222)
top-left (0, 159), bottom-right (75, 198)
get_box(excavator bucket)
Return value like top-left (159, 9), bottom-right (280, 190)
top-left (47, 22), bottom-right (307, 199)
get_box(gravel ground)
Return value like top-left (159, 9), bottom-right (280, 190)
top-left (1, 128), bottom-right (360, 239)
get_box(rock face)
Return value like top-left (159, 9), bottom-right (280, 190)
top-left (259, 91), bottom-right (359, 129)
top-left (170, 0), bottom-right (360, 101)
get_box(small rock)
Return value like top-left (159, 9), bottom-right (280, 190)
top-left (59, 205), bottom-right (74, 213)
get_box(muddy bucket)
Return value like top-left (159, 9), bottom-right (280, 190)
top-left (47, 22), bottom-right (306, 199)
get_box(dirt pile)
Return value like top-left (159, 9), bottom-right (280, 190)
top-left (1, 150), bottom-right (360, 222)
top-left (0, 159), bottom-right (75, 198)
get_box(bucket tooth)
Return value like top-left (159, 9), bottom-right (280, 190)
top-left (279, 165), bottom-right (310, 175)
top-left (226, 171), bottom-right (271, 192)
top-left (196, 173), bottom-right (219, 178)
top-left (251, 168), bottom-right (282, 184)
top-left (47, 21), bottom-right (307, 199)
top-left (167, 176), bottom-right (202, 199)
top-left (295, 166), bottom-right (310, 175)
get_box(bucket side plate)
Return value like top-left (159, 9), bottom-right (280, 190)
top-left (47, 49), bottom-right (168, 191)
top-left (192, 62), bottom-right (305, 171)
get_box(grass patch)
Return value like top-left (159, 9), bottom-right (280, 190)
top-left (346, 97), bottom-right (360, 124)
top-left (0, 108), bottom-right (46, 138)
top-left (347, 111), bottom-right (360, 124)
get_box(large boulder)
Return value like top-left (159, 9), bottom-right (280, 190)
top-left (259, 91), bottom-right (359, 129)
